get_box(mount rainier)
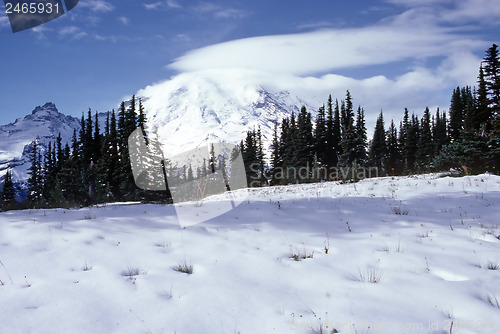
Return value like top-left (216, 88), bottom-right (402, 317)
top-left (1, 70), bottom-right (324, 188)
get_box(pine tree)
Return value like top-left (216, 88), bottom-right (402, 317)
top-left (417, 107), bottom-right (433, 170)
top-left (43, 141), bottom-right (56, 205)
top-left (138, 98), bottom-right (148, 142)
top-left (108, 109), bottom-right (120, 197)
top-left (26, 140), bottom-right (43, 207)
top-left (256, 126), bottom-right (266, 184)
top-left (386, 120), bottom-right (402, 175)
top-left (331, 99), bottom-right (342, 167)
top-left (1, 169), bottom-right (16, 211)
top-left (270, 122), bottom-right (282, 185)
top-left (432, 108), bottom-right (448, 155)
top-left (314, 105), bottom-right (327, 166)
top-left (475, 68), bottom-right (490, 134)
top-left (404, 114), bottom-right (420, 173)
top-left (354, 106), bottom-right (368, 165)
top-left (483, 44), bottom-right (500, 121)
top-left (55, 133), bottom-right (63, 173)
top-left (242, 130), bottom-right (258, 186)
top-left (449, 87), bottom-right (465, 141)
top-left (369, 111), bottom-right (387, 172)
top-left (116, 99), bottom-right (139, 200)
top-left (281, 113), bottom-right (298, 177)
top-left (296, 106), bottom-right (314, 171)
top-left (93, 111), bottom-right (102, 162)
top-left (339, 91), bottom-right (357, 167)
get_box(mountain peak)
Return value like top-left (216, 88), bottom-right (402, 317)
top-left (31, 102), bottom-right (59, 116)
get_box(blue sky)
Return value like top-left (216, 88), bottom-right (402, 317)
top-left (0, 0), bottom-right (499, 125)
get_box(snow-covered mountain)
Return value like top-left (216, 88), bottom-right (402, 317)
top-left (0, 102), bottom-right (80, 182)
top-left (1, 70), bottom-right (325, 187)
top-left (138, 69), bottom-right (320, 158)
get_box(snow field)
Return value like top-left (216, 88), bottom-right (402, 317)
top-left (0, 174), bottom-right (500, 333)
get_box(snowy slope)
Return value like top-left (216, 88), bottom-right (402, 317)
top-left (138, 69), bottom-right (319, 158)
top-left (1, 173), bottom-right (499, 333)
top-left (0, 102), bottom-right (80, 181)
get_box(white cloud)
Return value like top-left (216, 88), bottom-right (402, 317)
top-left (166, 11), bottom-right (490, 128)
top-left (144, 2), bottom-right (162, 10)
top-left (191, 2), bottom-right (251, 19)
top-left (118, 16), bottom-right (129, 25)
top-left (173, 33), bottom-right (191, 43)
top-left (166, 0), bottom-right (182, 9)
top-left (214, 9), bottom-right (250, 19)
top-left (144, 0), bottom-right (181, 10)
top-left (169, 26), bottom-right (485, 76)
top-left (30, 26), bottom-right (53, 40)
top-left (443, 0), bottom-right (500, 23)
top-left (0, 15), bottom-right (9, 28)
top-left (384, 0), bottom-right (500, 25)
top-left (59, 26), bottom-right (87, 39)
top-left (79, 0), bottom-right (114, 13)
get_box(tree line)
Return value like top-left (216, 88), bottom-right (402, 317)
top-left (1, 44), bottom-right (499, 210)
top-left (1, 95), bottom-right (170, 210)
top-left (240, 44), bottom-right (500, 185)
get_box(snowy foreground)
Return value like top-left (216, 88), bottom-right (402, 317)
top-left (1, 174), bottom-right (500, 334)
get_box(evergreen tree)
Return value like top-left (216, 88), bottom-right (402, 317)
top-left (55, 133), bottom-right (63, 173)
top-left (449, 87), bottom-right (465, 141)
top-left (1, 169), bottom-right (16, 211)
top-left (256, 126), bottom-right (266, 184)
top-left (138, 98), bottom-right (148, 143)
top-left (116, 99), bottom-right (138, 200)
top-left (108, 109), bottom-right (120, 197)
top-left (417, 107), bottom-right (433, 170)
top-left (93, 111), bottom-right (102, 162)
top-left (242, 130), bottom-right (259, 186)
top-left (339, 91), bottom-right (357, 167)
top-left (483, 44), bottom-right (500, 121)
top-left (353, 106), bottom-right (368, 165)
top-left (404, 114), bottom-right (420, 173)
top-left (369, 111), bottom-right (387, 172)
top-left (26, 140), bottom-right (43, 206)
top-left (475, 68), bottom-right (490, 134)
top-left (270, 122), bottom-right (282, 185)
top-left (42, 141), bottom-right (56, 205)
top-left (314, 105), bottom-right (327, 166)
top-left (281, 113), bottom-right (298, 178)
top-left (296, 106), bottom-right (314, 170)
top-left (386, 120), bottom-right (402, 175)
top-left (325, 96), bottom-right (342, 168)
top-left (433, 108), bottom-right (448, 155)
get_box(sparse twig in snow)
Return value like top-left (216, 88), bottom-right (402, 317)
top-left (129, 308), bottom-right (154, 334)
top-left (294, 291), bottom-right (316, 316)
top-left (0, 260), bottom-right (14, 284)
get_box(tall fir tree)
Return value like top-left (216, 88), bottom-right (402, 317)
top-left (314, 105), bottom-right (327, 166)
top-left (369, 111), bottom-right (387, 172)
top-left (432, 108), bottom-right (448, 155)
top-left (270, 122), bottom-right (282, 185)
top-left (404, 114), bottom-right (420, 173)
top-left (353, 106), bottom-right (368, 165)
top-left (296, 105), bottom-right (314, 170)
top-left (339, 91), bottom-right (357, 167)
top-left (386, 120), bottom-right (402, 175)
top-left (1, 169), bottom-right (16, 211)
top-left (26, 140), bottom-right (43, 206)
top-left (483, 44), bottom-right (500, 121)
top-left (417, 107), bottom-right (433, 170)
top-left (449, 87), bottom-right (465, 141)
